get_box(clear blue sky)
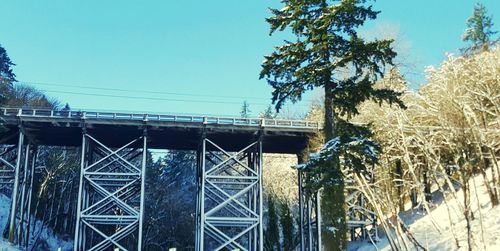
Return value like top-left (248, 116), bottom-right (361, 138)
top-left (1, 1), bottom-right (498, 117)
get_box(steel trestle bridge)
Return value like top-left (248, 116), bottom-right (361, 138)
top-left (0, 108), bottom-right (324, 251)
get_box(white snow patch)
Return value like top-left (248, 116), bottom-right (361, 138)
top-left (327, 226), bottom-right (338, 233)
top-left (0, 238), bottom-right (19, 251)
top-left (348, 173), bottom-right (500, 251)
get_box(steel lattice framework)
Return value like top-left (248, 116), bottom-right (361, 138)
top-left (0, 108), bottom-right (319, 251)
top-left (298, 171), bottom-right (322, 251)
top-left (345, 174), bottom-right (378, 242)
top-left (196, 137), bottom-right (264, 251)
top-left (1, 131), bottom-right (38, 247)
top-left (0, 142), bottom-right (18, 192)
top-left (73, 131), bottom-right (147, 251)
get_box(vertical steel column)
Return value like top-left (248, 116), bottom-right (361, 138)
top-left (198, 136), bottom-right (206, 251)
top-left (247, 151), bottom-right (255, 251)
top-left (316, 190), bottom-right (322, 250)
top-left (74, 131), bottom-right (87, 251)
top-left (258, 136), bottom-right (263, 251)
top-left (195, 144), bottom-right (202, 251)
top-left (307, 195), bottom-right (313, 251)
top-left (24, 147), bottom-right (38, 248)
top-left (298, 171), bottom-right (305, 251)
top-left (138, 131), bottom-right (147, 251)
top-left (8, 129), bottom-right (24, 242)
top-left (17, 144), bottom-right (30, 243)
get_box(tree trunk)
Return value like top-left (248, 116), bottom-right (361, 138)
top-left (394, 159), bottom-right (404, 211)
top-left (410, 188), bottom-right (418, 208)
top-left (324, 83), bottom-right (335, 140)
top-left (423, 166), bottom-right (432, 203)
top-left (489, 148), bottom-right (500, 187)
top-left (463, 181), bottom-right (473, 251)
top-left (321, 81), bottom-right (347, 250)
top-left (480, 165), bottom-right (498, 206)
top-left (460, 166), bottom-right (473, 251)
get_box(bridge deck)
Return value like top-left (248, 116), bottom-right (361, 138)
top-left (0, 108), bottom-right (319, 153)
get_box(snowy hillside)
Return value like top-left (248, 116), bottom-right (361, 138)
top-left (350, 173), bottom-right (500, 251)
top-left (0, 193), bottom-right (72, 251)
top-left (0, 194), bottom-right (19, 251)
top-left (0, 239), bottom-right (18, 251)
top-left (0, 240), bottom-right (18, 251)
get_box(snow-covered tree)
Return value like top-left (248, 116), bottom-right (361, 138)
top-left (462, 3), bottom-right (498, 54)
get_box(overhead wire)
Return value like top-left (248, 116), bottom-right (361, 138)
top-left (19, 81), bottom-right (274, 101)
top-left (8, 81), bottom-right (500, 132)
top-left (15, 80), bottom-right (316, 108)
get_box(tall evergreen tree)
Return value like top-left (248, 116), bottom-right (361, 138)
top-left (264, 196), bottom-right (280, 251)
top-left (462, 2), bottom-right (498, 53)
top-left (260, 0), bottom-right (404, 249)
top-left (279, 201), bottom-right (295, 251)
top-left (0, 44), bottom-right (16, 106)
top-left (240, 100), bottom-right (251, 118)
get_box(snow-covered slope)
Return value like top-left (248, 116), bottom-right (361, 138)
top-left (0, 194), bottom-right (19, 251)
top-left (350, 174), bottom-right (500, 251)
top-left (0, 239), bottom-right (19, 251)
top-left (0, 193), bottom-right (72, 251)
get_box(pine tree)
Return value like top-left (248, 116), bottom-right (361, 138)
top-left (0, 44), bottom-right (16, 106)
top-left (280, 201), bottom-right (295, 251)
top-left (240, 100), bottom-right (251, 118)
top-left (265, 196), bottom-right (280, 251)
top-left (462, 3), bottom-right (498, 53)
top-left (260, 0), bottom-right (404, 249)
top-left (260, 105), bottom-right (276, 119)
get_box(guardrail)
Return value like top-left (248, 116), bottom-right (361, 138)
top-left (1, 108), bottom-right (321, 130)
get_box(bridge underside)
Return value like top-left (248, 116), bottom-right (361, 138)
top-left (0, 124), bottom-right (309, 154)
top-left (0, 109), bottom-right (319, 251)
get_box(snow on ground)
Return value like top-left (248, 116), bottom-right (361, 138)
top-left (0, 239), bottom-right (19, 251)
top-left (0, 193), bottom-right (20, 250)
top-left (349, 173), bottom-right (500, 251)
top-left (0, 193), bottom-right (73, 251)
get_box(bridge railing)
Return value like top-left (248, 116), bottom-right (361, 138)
top-left (1, 108), bottom-right (321, 130)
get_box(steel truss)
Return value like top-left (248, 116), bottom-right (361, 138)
top-left (298, 171), bottom-right (321, 251)
top-left (1, 130), bottom-right (38, 247)
top-left (0, 136), bottom-right (19, 192)
top-left (196, 136), bottom-right (264, 251)
top-left (346, 174), bottom-right (378, 242)
top-left (73, 130), bottom-right (147, 251)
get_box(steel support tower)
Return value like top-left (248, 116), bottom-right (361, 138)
top-left (73, 130), bottom-right (147, 251)
top-left (1, 129), bottom-right (38, 248)
top-left (298, 171), bottom-right (322, 251)
top-left (196, 136), bottom-right (264, 251)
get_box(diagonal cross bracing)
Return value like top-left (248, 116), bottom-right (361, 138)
top-left (196, 137), bottom-right (264, 250)
top-left (74, 132), bottom-right (147, 251)
top-left (0, 145), bottom-right (18, 190)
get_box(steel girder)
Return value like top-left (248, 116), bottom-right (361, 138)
top-left (73, 130), bottom-right (147, 251)
top-left (196, 136), bottom-right (264, 251)
top-left (298, 171), bottom-right (322, 251)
